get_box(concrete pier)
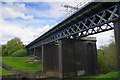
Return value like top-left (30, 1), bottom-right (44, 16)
top-left (58, 38), bottom-right (97, 78)
top-left (42, 43), bottom-right (59, 77)
top-left (35, 47), bottom-right (42, 58)
top-left (114, 20), bottom-right (120, 72)
top-left (28, 47), bottom-right (42, 58)
top-left (41, 37), bottom-right (97, 78)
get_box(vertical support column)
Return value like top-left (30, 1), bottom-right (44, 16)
top-left (91, 41), bottom-right (98, 75)
top-left (35, 47), bottom-right (42, 57)
top-left (42, 45), bottom-right (47, 72)
top-left (58, 39), bottom-right (77, 78)
top-left (114, 4), bottom-right (120, 72)
top-left (114, 21), bottom-right (120, 72)
top-left (58, 40), bottom-right (63, 78)
top-left (42, 43), bottom-right (59, 77)
top-left (34, 48), bottom-right (35, 56)
top-left (42, 46), bottom-right (44, 71)
top-left (28, 48), bottom-right (34, 56)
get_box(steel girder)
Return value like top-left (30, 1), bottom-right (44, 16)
top-left (28, 4), bottom-right (119, 49)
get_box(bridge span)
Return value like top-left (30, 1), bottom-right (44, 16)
top-left (26, 1), bottom-right (120, 78)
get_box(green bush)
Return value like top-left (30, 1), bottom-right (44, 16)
top-left (97, 42), bottom-right (117, 74)
top-left (12, 49), bottom-right (28, 57)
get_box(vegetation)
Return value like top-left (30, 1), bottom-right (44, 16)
top-left (46, 71), bottom-right (119, 80)
top-left (0, 45), bottom-right (2, 56)
top-left (12, 49), bottom-right (28, 57)
top-left (0, 66), bottom-right (15, 76)
top-left (1, 36), bottom-right (118, 78)
top-left (97, 40), bottom-right (117, 73)
top-left (2, 57), bottom-right (42, 71)
top-left (2, 38), bottom-right (27, 57)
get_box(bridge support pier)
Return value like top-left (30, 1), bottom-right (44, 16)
top-left (28, 49), bottom-right (34, 56)
top-left (41, 37), bottom-right (97, 78)
top-left (42, 43), bottom-right (59, 77)
top-left (114, 20), bottom-right (120, 72)
top-left (58, 38), bottom-right (97, 78)
top-left (28, 47), bottom-right (42, 58)
top-left (35, 47), bottom-right (42, 58)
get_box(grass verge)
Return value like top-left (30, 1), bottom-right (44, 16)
top-left (46, 71), bottom-right (119, 80)
top-left (2, 57), bottom-right (42, 71)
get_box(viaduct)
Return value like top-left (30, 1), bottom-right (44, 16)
top-left (26, 1), bottom-right (120, 78)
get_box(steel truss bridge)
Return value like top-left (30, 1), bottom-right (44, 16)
top-left (26, 1), bottom-right (120, 50)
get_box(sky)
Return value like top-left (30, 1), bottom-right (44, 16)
top-left (0, 1), bottom-right (115, 48)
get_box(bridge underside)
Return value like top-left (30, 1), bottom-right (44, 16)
top-left (28, 37), bottom-right (98, 78)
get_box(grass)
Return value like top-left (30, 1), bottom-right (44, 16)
top-left (95, 71), bottom-right (119, 78)
top-left (46, 71), bottom-right (119, 80)
top-left (0, 56), bottom-right (2, 62)
top-left (1, 57), bottom-right (119, 79)
top-left (2, 57), bottom-right (42, 71)
top-left (0, 66), bottom-right (15, 76)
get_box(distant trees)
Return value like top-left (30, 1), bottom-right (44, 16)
top-left (0, 45), bottom-right (2, 56)
top-left (2, 38), bottom-right (28, 57)
top-left (97, 36), bottom-right (117, 73)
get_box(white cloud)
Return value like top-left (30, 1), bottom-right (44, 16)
top-left (1, 2), bottom-right (79, 21)
top-left (1, 0), bottom-right (85, 2)
top-left (23, 2), bottom-right (78, 19)
top-left (2, 2), bottom-right (33, 19)
top-left (89, 30), bottom-right (114, 48)
top-left (1, 0), bottom-right (119, 2)
top-left (3, 7), bottom-right (33, 19)
top-left (0, 17), bottom-right (52, 45)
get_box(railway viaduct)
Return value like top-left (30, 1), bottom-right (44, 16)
top-left (26, 1), bottom-right (120, 78)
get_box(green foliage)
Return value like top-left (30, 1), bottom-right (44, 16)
top-left (97, 49), bottom-right (107, 73)
top-left (46, 71), bottom-right (119, 80)
top-left (12, 49), bottom-right (28, 57)
top-left (2, 57), bottom-right (42, 71)
top-left (97, 41), bottom-right (117, 73)
top-left (95, 71), bottom-right (119, 78)
top-left (2, 38), bottom-right (26, 56)
top-left (0, 45), bottom-right (2, 56)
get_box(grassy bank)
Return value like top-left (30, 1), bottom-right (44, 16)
top-left (2, 57), bottom-right (42, 71)
top-left (0, 66), bottom-right (15, 76)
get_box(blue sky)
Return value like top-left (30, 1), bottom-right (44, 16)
top-left (0, 2), bottom-right (78, 44)
top-left (0, 1), bottom-right (114, 48)
top-left (2, 2), bottom-right (60, 28)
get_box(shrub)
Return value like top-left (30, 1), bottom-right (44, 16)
top-left (12, 49), bottom-right (28, 57)
top-left (97, 42), bottom-right (117, 74)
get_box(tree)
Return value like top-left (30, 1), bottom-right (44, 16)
top-left (97, 36), bottom-right (117, 73)
top-left (97, 49), bottom-right (107, 73)
top-left (2, 38), bottom-right (26, 56)
top-left (0, 44), bottom-right (2, 56)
